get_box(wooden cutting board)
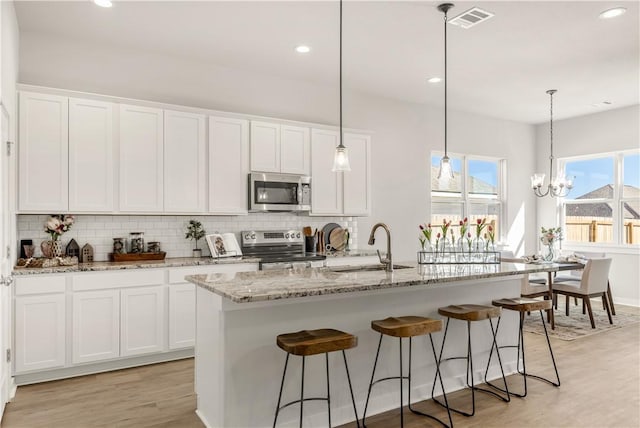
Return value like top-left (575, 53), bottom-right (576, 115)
top-left (329, 227), bottom-right (346, 251)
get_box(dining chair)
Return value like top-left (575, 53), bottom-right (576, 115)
top-left (554, 251), bottom-right (615, 315)
top-left (552, 258), bottom-right (613, 329)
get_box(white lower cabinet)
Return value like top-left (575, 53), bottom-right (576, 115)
top-left (168, 283), bottom-right (195, 350)
top-left (14, 294), bottom-right (66, 373)
top-left (72, 290), bottom-right (120, 364)
top-left (120, 286), bottom-right (166, 357)
top-left (13, 263), bottom-right (258, 381)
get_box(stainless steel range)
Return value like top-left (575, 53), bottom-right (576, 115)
top-left (241, 229), bottom-right (326, 270)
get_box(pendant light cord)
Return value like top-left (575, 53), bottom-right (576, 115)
top-left (549, 90), bottom-right (554, 179)
top-left (444, 7), bottom-right (448, 157)
top-left (339, 0), bottom-right (343, 148)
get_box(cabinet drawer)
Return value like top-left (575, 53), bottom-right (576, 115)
top-left (168, 263), bottom-right (258, 284)
top-left (73, 269), bottom-right (165, 291)
top-left (15, 275), bottom-right (66, 295)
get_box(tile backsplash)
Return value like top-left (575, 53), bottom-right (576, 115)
top-left (18, 214), bottom-right (358, 262)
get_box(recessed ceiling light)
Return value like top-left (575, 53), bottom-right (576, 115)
top-left (295, 45), bottom-right (311, 54)
top-left (94, 0), bottom-right (113, 7)
top-left (599, 7), bottom-right (626, 19)
top-left (427, 77), bottom-right (442, 83)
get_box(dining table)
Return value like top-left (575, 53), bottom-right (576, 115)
top-left (503, 258), bottom-right (585, 329)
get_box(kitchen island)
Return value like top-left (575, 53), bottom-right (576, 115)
top-left (186, 261), bottom-right (559, 428)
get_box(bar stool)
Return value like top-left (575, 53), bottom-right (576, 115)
top-left (432, 304), bottom-right (510, 417)
top-left (484, 298), bottom-right (560, 398)
top-left (362, 316), bottom-right (452, 428)
top-left (273, 328), bottom-right (360, 428)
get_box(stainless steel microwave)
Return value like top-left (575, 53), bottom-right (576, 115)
top-left (248, 173), bottom-right (311, 212)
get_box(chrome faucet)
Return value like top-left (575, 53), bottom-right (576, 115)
top-left (368, 223), bottom-right (393, 272)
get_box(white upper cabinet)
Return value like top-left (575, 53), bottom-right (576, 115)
top-left (280, 125), bottom-right (310, 175)
top-left (209, 116), bottom-right (249, 214)
top-left (119, 104), bottom-right (164, 212)
top-left (18, 92), bottom-right (69, 211)
top-left (68, 98), bottom-right (114, 212)
top-left (250, 121), bottom-right (310, 175)
top-left (164, 110), bottom-right (206, 213)
top-left (250, 121), bottom-right (280, 173)
top-left (310, 129), bottom-right (343, 215)
top-left (342, 133), bottom-right (371, 216)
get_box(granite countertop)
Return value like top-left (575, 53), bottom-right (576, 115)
top-left (11, 250), bottom-right (379, 276)
top-left (12, 256), bottom-right (261, 275)
top-left (186, 261), bottom-right (559, 303)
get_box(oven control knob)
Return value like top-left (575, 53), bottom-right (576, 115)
top-left (251, 234), bottom-right (256, 239)
top-left (244, 233), bottom-right (251, 240)
top-left (296, 233), bottom-right (301, 238)
top-left (285, 233), bottom-right (290, 238)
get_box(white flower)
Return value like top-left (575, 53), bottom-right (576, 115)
top-left (541, 236), bottom-right (550, 245)
top-left (46, 217), bottom-right (61, 232)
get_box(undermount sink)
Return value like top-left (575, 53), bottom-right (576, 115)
top-left (327, 264), bottom-right (413, 273)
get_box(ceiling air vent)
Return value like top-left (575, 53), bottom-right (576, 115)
top-left (448, 7), bottom-right (494, 29)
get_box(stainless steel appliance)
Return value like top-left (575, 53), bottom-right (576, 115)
top-left (241, 229), bottom-right (325, 270)
top-left (248, 173), bottom-right (311, 212)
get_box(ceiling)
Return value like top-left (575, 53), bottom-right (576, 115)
top-left (14, 0), bottom-right (640, 124)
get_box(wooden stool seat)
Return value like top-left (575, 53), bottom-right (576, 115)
top-left (276, 329), bottom-right (357, 356)
top-left (438, 304), bottom-right (501, 321)
top-left (371, 316), bottom-right (442, 338)
top-left (492, 297), bottom-right (552, 312)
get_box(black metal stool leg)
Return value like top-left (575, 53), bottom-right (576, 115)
top-left (273, 353), bottom-right (290, 428)
top-left (300, 356), bottom-right (305, 428)
top-left (408, 335), bottom-right (453, 428)
top-left (399, 337), bottom-right (404, 427)
top-left (341, 350), bottom-right (361, 428)
top-left (325, 353), bottom-right (331, 427)
top-left (362, 334), bottom-right (383, 427)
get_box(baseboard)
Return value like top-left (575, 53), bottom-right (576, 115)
top-left (14, 349), bottom-right (194, 385)
top-left (195, 409), bottom-right (214, 428)
top-left (611, 297), bottom-right (639, 308)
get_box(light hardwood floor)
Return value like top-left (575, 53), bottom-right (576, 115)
top-left (2, 306), bottom-right (639, 428)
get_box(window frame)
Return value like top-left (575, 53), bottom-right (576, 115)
top-left (430, 152), bottom-right (506, 242)
top-left (559, 149), bottom-right (640, 247)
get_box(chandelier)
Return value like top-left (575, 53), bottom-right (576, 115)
top-left (531, 89), bottom-right (573, 197)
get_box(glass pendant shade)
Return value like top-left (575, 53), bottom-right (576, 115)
top-left (332, 145), bottom-right (351, 172)
top-left (437, 155), bottom-right (454, 180)
top-left (531, 173), bottom-right (545, 189)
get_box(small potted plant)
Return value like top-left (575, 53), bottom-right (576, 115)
top-left (185, 220), bottom-right (206, 258)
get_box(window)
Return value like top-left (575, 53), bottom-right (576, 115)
top-left (430, 154), bottom-right (504, 240)
top-left (561, 150), bottom-right (640, 245)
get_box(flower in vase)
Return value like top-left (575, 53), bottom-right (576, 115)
top-left (441, 219), bottom-right (451, 239)
top-left (459, 217), bottom-right (468, 238)
top-left (475, 218), bottom-right (487, 238)
top-left (540, 226), bottom-right (562, 245)
top-left (44, 214), bottom-right (75, 241)
top-left (466, 232), bottom-right (472, 251)
top-left (488, 225), bottom-right (495, 244)
top-left (419, 223), bottom-right (433, 245)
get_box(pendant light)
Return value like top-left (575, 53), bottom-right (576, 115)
top-left (436, 3), bottom-right (455, 180)
top-left (332, 0), bottom-right (351, 172)
top-left (531, 90), bottom-right (574, 198)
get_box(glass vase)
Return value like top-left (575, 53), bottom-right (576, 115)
top-left (543, 243), bottom-right (556, 262)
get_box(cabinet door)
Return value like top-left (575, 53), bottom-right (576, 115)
top-left (250, 121), bottom-right (280, 173)
top-left (280, 125), bottom-right (310, 175)
top-left (72, 290), bottom-right (120, 364)
top-left (164, 110), bottom-right (206, 213)
top-left (18, 92), bottom-right (68, 211)
top-left (14, 294), bottom-right (65, 373)
top-left (119, 104), bottom-right (164, 212)
top-left (121, 286), bottom-right (165, 356)
top-left (69, 98), bottom-right (114, 212)
top-left (310, 129), bottom-right (343, 215)
top-left (343, 133), bottom-right (371, 216)
top-left (209, 116), bottom-right (249, 214)
top-left (168, 283), bottom-right (195, 349)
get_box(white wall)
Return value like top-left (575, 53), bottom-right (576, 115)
top-left (18, 31), bottom-right (538, 263)
top-left (535, 105), bottom-right (640, 306)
